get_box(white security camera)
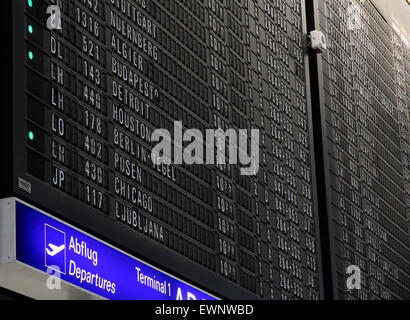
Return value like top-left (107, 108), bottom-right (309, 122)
top-left (310, 30), bottom-right (327, 54)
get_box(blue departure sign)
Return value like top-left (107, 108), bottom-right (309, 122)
top-left (15, 202), bottom-right (218, 300)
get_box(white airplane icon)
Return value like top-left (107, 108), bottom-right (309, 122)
top-left (46, 243), bottom-right (65, 256)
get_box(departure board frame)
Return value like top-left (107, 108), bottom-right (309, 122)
top-left (5, 0), bottom-right (260, 300)
top-left (307, 0), bottom-right (410, 300)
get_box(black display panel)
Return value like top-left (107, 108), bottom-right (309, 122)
top-left (308, 0), bottom-right (410, 299)
top-left (3, 0), bottom-right (324, 300)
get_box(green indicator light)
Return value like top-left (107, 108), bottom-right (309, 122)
top-left (28, 25), bottom-right (34, 34)
top-left (28, 131), bottom-right (34, 141)
top-left (28, 0), bottom-right (33, 7)
top-left (28, 51), bottom-right (34, 60)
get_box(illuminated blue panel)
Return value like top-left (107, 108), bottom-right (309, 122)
top-left (15, 202), bottom-right (217, 300)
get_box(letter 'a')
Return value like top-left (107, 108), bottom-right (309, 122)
top-left (346, 265), bottom-right (361, 290)
top-left (47, 5), bottom-right (62, 31)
